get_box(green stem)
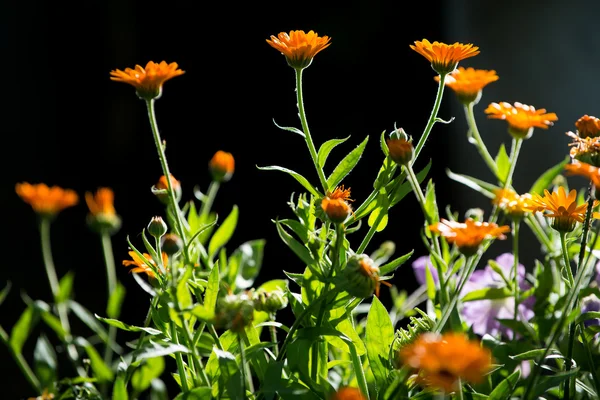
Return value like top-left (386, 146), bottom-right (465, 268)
top-left (269, 314), bottom-right (279, 357)
top-left (412, 73), bottom-right (447, 163)
top-left (434, 256), bottom-right (476, 333)
top-left (125, 294), bottom-right (160, 384)
top-left (502, 138), bottom-right (522, 191)
top-left (145, 99), bottom-right (190, 264)
top-left (199, 180), bottom-right (220, 218)
top-left (39, 217), bottom-right (86, 377)
top-left (0, 324), bottom-right (42, 394)
top-left (464, 103), bottom-right (498, 176)
top-left (208, 324), bottom-right (224, 351)
top-left (349, 342), bottom-right (370, 400)
top-left (100, 233), bottom-right (118, 367)
top-left (456, 378), bottom-right (465, 400)
top-left (170, 321), bottom-right (189, 393)
top-left (559, 232), bottom-right (575, 289)
top-left (238, 334), bottom-right (253, 395)
top-left (512, 219), bottom-right (520, 339)
top-left (294, 68), bottom-right (329, 193)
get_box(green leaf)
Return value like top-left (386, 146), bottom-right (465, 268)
top-left (509, 348), bottom-right (557, 361)
top-left (257, 165), bottom-right (321, 197)
top-left (446, 168), bottom-right (499, 199)
top-left (230, 239), bottom-right (266, 290)
top-left (461, 287), bottom-right (513, 302)
top-left (318, 136), bottom-right (351, 168)
top-left (173, 387), bottom-right (212, 400)
top-left (56, 271), bottom-right (75, 304)
top-left (495, 143), bottom-right (510, 184)
top-left (275, 220), bottom-right (315, 267)
top-left (530, 368), bottom-right (580, 399)
top-left (379, 250), bottom-right (414, 276)
top-left (0, 281), bottom-right (11, 307)
top-left (488, 369), bottom-right (520, 400)
top-left (529, 156), bottom-right (570, 195)
top-left (107, 282), bottom-right (126, 319)
top-left (576, 311), bottom-right (600, 325)
top-left (367, 206), bottom-right (389, 232)
top-left (10, 306), bottom-right (38, 353)
top-left (208, 205), bottom-right (239, 259)
top-left (95, 315), bottom-right (163, 335)
top-left (33, 334), bottom-right (57, 389)
top-left (272, 119), bottom-right (305, 138)
top-left (326, 135), bottom-right (369, 189)
top-left (131, 341), bottom-right (190, 366)
top-left (205, 263), bottom-right (220, 313)
top-left (366, 296), bottom-right (394, 393)
top-left (70, 301), bottom-right (109, 343)
top-left (214, 347), bottom-right (243, 399)
top-left (77, 338), bottom-right (114, 383)
top-left (112, 374), bottom-right (129, 400)
top-left (424, 179), bottom-right (439, 223)
top-left (132, 356), bottom-right (165, 393)
top-left (388, 160), bottom-right (431, 208)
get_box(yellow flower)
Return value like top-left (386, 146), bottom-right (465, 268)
top-left (209, 150), bottom-right (235, 182)
top-left (575, 115), bottom-right (600, 138)
top-left (16, 182), bottom-right (78, 217)
top-left (525, 186), bottom-right (600, 232)
top-left (85, 187), bottom-right (121, 234)
top-left (110, 61), bottom-right (185, 100)
top-left (122, 251), bottom-right (168, 279)
top-left (435, 67), bottom-right (498, 105)
top-left (399, 332), bottom-right (493, 394)
top-left (410, 39), bottom-right (480, 75)
top-left (329, 387), bottom-right (367, 400)
top-left (492, 188), bottom-right (534, 218)
top-left (429, 218), bottom-right (510, 256)
top-left (267, 30), bottom-right (331, 69)
top-left (485, 101), bottom-right (558, 139)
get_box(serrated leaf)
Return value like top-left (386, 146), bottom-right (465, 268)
top-left (205, 263), bottom-right (220, 313)
top-left (257, 165), bottom-right (321, 197)
top-left (326, 136), bottom-right (369, 189)
top-left (208, 205), bottom-right (238, 259)
top-left (495, 143), bottom-right (510, 184)
top-left (366, 296), bottom-right (394, 393)
top-left (529, 156), bottom-right (570, 195)
top-left (424, 179), bottom-right (439, 223)
top-left (318, 136), bottom-right (350, 168)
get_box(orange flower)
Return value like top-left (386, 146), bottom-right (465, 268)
top-left (327, 185), bottom-right (353, 202)
top-left (399, 332), bottom-right (493, 393)
top-left (564, 161), bottom-right (600, 188)
top-left (429, 218), bottom-right (510, 256)
top-left (387, 138), bottom-right (414, 165)
top-left (525, 186), bottom-right (600, 232)
top-left (209, 150), bottom-right (235, 182)
top-left (566, 132), bottom-right (600, 167)
top-left (492, 188), bottom-right (534, 218)
top-left (485, 101), bottom-right (558, 139)
top-left (321, 198), bottom-right (352, 223)
top-left (122, 251), bottom-right (168, 279)
top-left (16, 182), bottom-right (78, 217)
top-left (110, 61), bottom-right (185, 100)
top-left (575, 115), bottom-right (600, 138)
top-left (435, 67), bottom-right (498, 105)
top-left (410, 39), bottom-right (479, 75)
top-left (153, 174), bottom-right (182, 204)
top-left (267, 30), bottom-right (331, 69)
top-left (329, 387), bottom-right (366, 400)
top-left (85, 187), bottom-right (121, 234)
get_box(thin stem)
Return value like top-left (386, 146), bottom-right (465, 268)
top-left (464, 103), bottom-right (498, 176)
top-left (580, 322), bottom-right (600, 395)
top-left (412, 73), bottom-right (447, 163)
top-left (145, 99), bottom-right (190, 264)
top-left (100, 233), bottom-right (118, 367)
top-left (456, 378), bottom-right (465, 400)
top-left (294, 68), bottom-right (329, 193)
top-left (269, 314), bottom-right (279, 357)
top-left (434, 256), bottom-right (476, 333)
top-left (238, 334), bottom-right (253, 395)
top-left (0, 325), bottom-right (42, 394)
top-left (208, 324), bottom-right (224, 351)
top-left (512, 219), bottom-right (520, 339)
top-left (349, 342), bottom-right (370, 400)
top-left (559, 232), bottom-right (575, 288)
top-left (199, 180), bottom-right (220, 217)
top-left (502, 138), bottom-right (522, 191)
top-left (125, 294), bottom-right (160, 384)
top-left (170, 322), bottom-right (189, 393)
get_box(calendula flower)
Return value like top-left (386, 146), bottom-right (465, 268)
top-left (319, 185), bottom-right (353, 223)
top-left (153, 174), bottom-right (182, 204)
top-left (339, 254), bottom-right (392, 298)
top-left (575, 115), bottom-right (600, 138)
top-left (410, 39), bottom-right (479, 75)
top-left (267, 30), bottom-right (331, 69)
top-left (399, 332), bottom-right (493, 393)
top-left (327, 185), bottom-right (353, 201)
top-left (85, 187), bottom-right (121, 234)
top-left (567, 133), bottom-right (600, 167)
top-left (564, 161), bottom-right (600, 188)
top-left (485, 101), bottom-right (558, 140)
top-left (429, 218), bottom-right (510, 256)
top-left (492, 188), bottom-right (534, 218)
top-left (16, 182), bottom-right (78, 218)
top-left (387, 137), bottom-right (414, 165)
top-left (525, 186), bottom-right (600, 232)
top-left (122, 251), bottom-right (168, 279)
top-left (110, 61), bottom-right (184, 100)
top-left (435, 67), bottom-right (498, 105)
top-left (209, 150), bottom-right (235, 182)
top-left (329, 387), bottom-right (366, 400)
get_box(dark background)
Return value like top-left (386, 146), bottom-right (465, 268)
top-left (4, 1), bottom-right (599, 398)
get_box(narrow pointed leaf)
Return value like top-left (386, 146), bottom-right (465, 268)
top-left (318, 136), bottom-right (351, 168)
top-left (327, 136), bottom-right (369, 189)
top-left (257, 165), bottom-right (321, 197)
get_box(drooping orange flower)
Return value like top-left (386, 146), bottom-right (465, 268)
top-left (575, 115), bottom-right (600, 138)
top-left (429, 218), bottom-right (510, 256)
top-left (485, 102), bottom-right (558, 139)
top-left (410, 39), bottom-right (480, 75)
top-left (399, 332), bottom-right (493, 393)
top-left (85, 187), bottom-right (121, 234)
top-left (110, 61), bottom-right (185, 100)
top-left (267, 30), bottom-right (331, 69)
top-left (122, 251), bottom-right (168, 279)
top-left (525, 186), bottom-right (600, 232)
top-left (564, 161), bottom-right (600, 188)
top-left (435, 67), bottom-right (498, 105)
top-left (16, 182), bottom-right (78, 217)
top-left (492, 188), bottom-right (534, 218)
top-left (209, 150), bottom-right (235, 182)
top-left (329, 387), bottom-right (367, 400)
top-left (566, 132), bottom-right (600, 167)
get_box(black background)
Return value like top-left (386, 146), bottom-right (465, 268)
top-left (4, 1), bottom-right (599, 398)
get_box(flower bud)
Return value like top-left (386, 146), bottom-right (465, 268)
top-left (161, 233), bottom-right (183, 256)
top-left (321, 198), bottom-right (352, 224)
top-left (386, 129), bottom-right (414, 166)
top-left (152, 174), bottom-right (182, 205)
top-left (148, 216), bottom-right (168, 238)
top-left (337, 254), bottom-right (386, 298)
top-left (253, 288), bottom-right (288, 313)
top-left (214, 292), bottom-right (255, 332)
top-left (209, 150), bottom-right (235, 183)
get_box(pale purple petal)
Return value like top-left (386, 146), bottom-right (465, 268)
top-left (412, 255), bottom-right (439, 285)
top-left (595, 261), bottom-right (600, 286)
top-left (581, 294), bottom-right (600, 327)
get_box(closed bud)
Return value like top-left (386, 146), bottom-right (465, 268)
top-left (209, 151), bottom-right (235, 182)
top-left (386, 129), bottom-right (414, 166)
top-left (152, 174), bottom-right (182, 205)
top-left (161, 233), bottom-right (183, 256)
top-left (253, 288), bottom-right (288, 313)
top-left (214, 292), bottom-right (255, 332)
top-left (148, 216), bottom-right (168, 238)
top-left (337, 254), bottom-right (389, 298)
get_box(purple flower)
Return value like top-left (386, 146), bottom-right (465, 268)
top-left (460, 253), bottom-right (535, 339)
top-left (595, 261), bottom-right (600, 286)
top-left (581, 294), bottom-right (600, 328)
top-left (411, 255), bottom-right (439, 285)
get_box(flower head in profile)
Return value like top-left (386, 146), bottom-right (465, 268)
top-left (485, 101), bottom-right (558, 140)
top-left (122, 251), bottom-right (168, 279)
top-left (410, 39), bottom-right (479, 75)
top-left (435, 67), bottom-right (498, 105)
top-left (525, 186), bottom-right (600, 232)
top-left (152, 174), bottom-right (182, 204)
top-left (429, 218), bottom-right (510, 256)
top-left (341, 254), bottom-right (392, 298)
top-left (567, 133), bottom-right (600, 167)
top-left (267, 30), bottom-right (331, 69)
top-left (320, 185), bottom-right (353, 223)
top-left (85, 187), bottom-right (121, 234)
top-left (209, 150), bottom-right (235, 182)
top-left (564, 161), bottom-right (600, 191)
top-left (329, 387), bottom-right (366, 400)
top-left (16, 182), bottom-right (78, 218)
top-left (575, 115), bottom-right (600, 139)
top-left (110, 61), bottom-right (185, 100)
top-left (399, 332), bottom-right (492, 393)
top-left (492, 188), bottom-right (534, 218)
